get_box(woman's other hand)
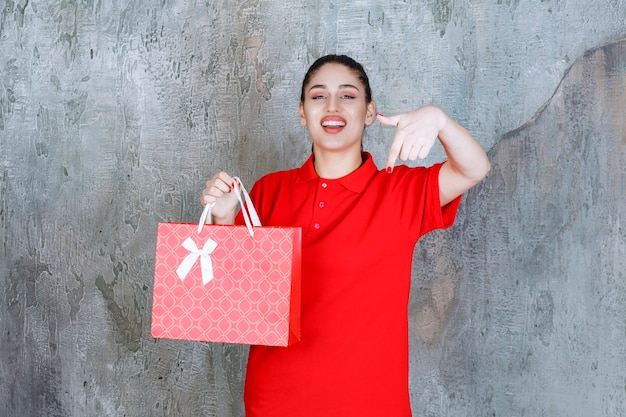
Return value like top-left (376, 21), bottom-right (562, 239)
top-left (376, 106), bottom-right (447, 172)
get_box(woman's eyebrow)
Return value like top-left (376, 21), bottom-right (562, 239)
top-left (339, 84), bottom-right (360, 91)
top-left (308, 83), bottom-right (361, 92)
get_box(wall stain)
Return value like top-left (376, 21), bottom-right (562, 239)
top-left (497, 0), bottom-right (521, 8)
top-left (52, 0), bottom-right (80, 64)
top-left (0, 169), bottom-right (7, 253)
top-left (530, 290), bottom-right (554, 346)
top-left (64, 91), bottom-right (88, 126)
top-left (245, 35), bottom-right (272, 100)
top-left (1, 0), bottom-right (28, 36)
top-left (36, 105), bottom-right (53, 157)
top-left (430, 0), bottom-right (452, 37)
top-left (124, 201), bottom-right (141, 232)
top-left (0, 58), bottom-right (18, 131)
top-left (412, 277), bottom-right (456, 345)
top-left (66, 269), bottom-right (84, 321)
top-left (95, 275), bottom-right (142, 352)
top-left (7, 252), bottom-right (51, 316)
top-left (14, 0), bottom-right (28, 28)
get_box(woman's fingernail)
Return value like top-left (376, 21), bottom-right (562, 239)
top-left (376, 113), bottom-right (383, 117)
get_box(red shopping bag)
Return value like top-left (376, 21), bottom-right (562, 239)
top-left (151, 179), bottom-right (301, 346)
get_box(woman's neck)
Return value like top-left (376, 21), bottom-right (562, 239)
top-left (313, 149), bottom-right (363, 179)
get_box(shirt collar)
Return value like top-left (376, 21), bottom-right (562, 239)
top-left (295, 152), bottom-right (379, 193)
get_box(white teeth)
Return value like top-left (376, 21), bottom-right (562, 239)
top-left (322, 120), bottom-right (346, 127)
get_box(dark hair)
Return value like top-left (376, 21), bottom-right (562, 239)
top-left (300, 54), bottom-right (372, 103)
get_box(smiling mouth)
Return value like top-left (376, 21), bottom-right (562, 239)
top-left (321, 120), bottom-right (346, 127)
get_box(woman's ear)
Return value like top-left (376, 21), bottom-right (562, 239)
top-left (365, 101), bottom-right (376, 126)
top-left (299, 102), bottom-right (307, 126)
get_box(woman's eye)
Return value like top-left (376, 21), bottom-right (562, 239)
top-left (309, 93), bottom-right (356, 100)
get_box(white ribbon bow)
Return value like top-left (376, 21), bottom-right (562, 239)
top-left (176, 237), bottom-right (218, 285)
top-left (179, 177), bottom-right (258, 286)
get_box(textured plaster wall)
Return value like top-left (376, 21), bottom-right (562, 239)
top-left (0, 1), bottom-right (625, 416)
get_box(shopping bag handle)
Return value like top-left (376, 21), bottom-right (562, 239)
top-left (198, 177), bottom-right (262, 236)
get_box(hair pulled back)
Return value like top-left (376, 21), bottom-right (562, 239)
top-left (300, 55), bottom-right (372, 103)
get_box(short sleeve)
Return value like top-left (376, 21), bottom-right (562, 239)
top-left (387, 162), bottom-right (462, 242)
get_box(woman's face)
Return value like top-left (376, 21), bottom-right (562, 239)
top-left (299, 63), bottom-right (376, 154)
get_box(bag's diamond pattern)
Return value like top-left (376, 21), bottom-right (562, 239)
top-left (151, 222), bottom-right (301, 346)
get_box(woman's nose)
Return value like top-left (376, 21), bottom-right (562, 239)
top-left (326, 95), bottom-right (339, 112)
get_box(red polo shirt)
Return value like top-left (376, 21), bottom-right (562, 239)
top-left (240, 153), bottom-right (461, 416)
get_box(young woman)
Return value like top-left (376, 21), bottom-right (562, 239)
top-left (201, 54), bottom-right (490, 416)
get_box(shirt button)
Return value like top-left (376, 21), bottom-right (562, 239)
top-left (319, 202), bottom-right (325, 208)
top-left (321, 182), bottom-right (328, 188)
top-left (314, 223), bottom-right (321, 230)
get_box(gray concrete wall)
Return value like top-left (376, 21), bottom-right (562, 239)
top-left (0, 1), bottom-right (624, 416)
